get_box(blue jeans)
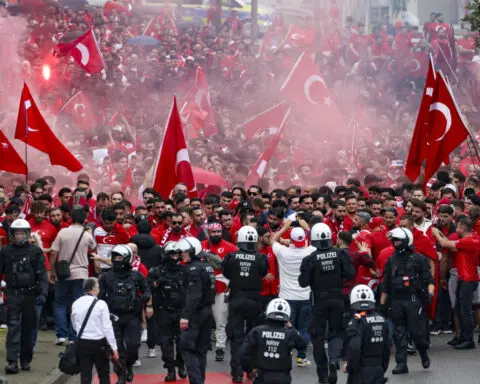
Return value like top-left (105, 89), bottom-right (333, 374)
top-left (55, 279), bottom-right (84, 340)
top-left (287, 299), bottom-right (311, 359)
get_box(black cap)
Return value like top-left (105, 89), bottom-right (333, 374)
top-left (238, 201), bottom-right (253, 212)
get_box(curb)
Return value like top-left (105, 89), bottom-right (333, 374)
top-left (39, 368), bottom-right (70, 384)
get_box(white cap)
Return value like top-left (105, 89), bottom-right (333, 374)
top-left (290, 227), bottom-right (306, 248)
top-left (445, 183), bottom-right (457, 193)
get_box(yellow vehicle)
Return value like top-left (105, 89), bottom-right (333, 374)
top-left (136, 0), bottom-right (274, 35)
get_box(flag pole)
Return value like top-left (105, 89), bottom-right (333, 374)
top-left (23, 83), bottom-right (28, 185)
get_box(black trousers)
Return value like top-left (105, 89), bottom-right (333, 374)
top-left (77, 338), bottom-right (110, 384)
top-left (113, 313), bottom-right (142, 374)
top-left (5, 293), bottom-right (36, 364)
top-left (253, 370), bottom-right (291, 384)
top-left (227, 296), bottom-right (264, 376)
top-left (391, 296), bottom-right (429, 364)
top-left (146, 312), bottom-right (157, 349)
top-left (309, 297), bottom-right (344, 379)
top-left (179, 307), bottom-right (213, 384)
top-left (347, 366), bottom-right (386, 384)
top-left (455, 280), bottom-right (478, 343)
top-left (158, 309), bottom-right (184, 369)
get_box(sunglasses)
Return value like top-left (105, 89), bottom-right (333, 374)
top-left (248, 191), bottom-right (258, 196)
top-left (172, 221), bottom-right (183, 225)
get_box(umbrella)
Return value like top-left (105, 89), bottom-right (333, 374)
top-left (192, 167), bottom-right (229, 187)
top-left (125, 36), bottom-right (161, 47)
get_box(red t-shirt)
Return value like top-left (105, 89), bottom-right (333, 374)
top-left (201, 239), bottom-right (237, 293)
top-left (29, 218), bottom-right (58, 249)
top-left (455, 236), bottom-right (480, 282)
top-left (259, 246), bottom-right (279, 297)
top-left (457, 37), bottom-right (475, 62)
top-left (350, 230), bottom-right (374, 285)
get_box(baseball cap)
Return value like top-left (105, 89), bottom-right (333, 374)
top-left (438, 197), bottom-right (452, 206)
top-left (238, 201), bottom-right (253, 212)
top-left (290, 227), bottom-right (307, 248)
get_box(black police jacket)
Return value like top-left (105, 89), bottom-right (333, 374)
top-left (0, 243), bottom-right (48, 297)
top-left (346, 311), bottom-right (390, 374)
top-left (298, 246), bottom-right (356, 294)
top-left (381, 251), bottom-right (434, 298)
top-left (222, 250), bottom-right (269, 293)
top-left (147, 261), bottom-right (186, 310)
top-left (99, 269), bottom-right (150, 314)
top-left (240, 322), bottom-right (306, 373)
top-left (182, 258), bottom-right (216, 321)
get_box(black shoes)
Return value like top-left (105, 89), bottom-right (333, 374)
top-left (5, 362), bottom-right (19, 374)
top-left (448, 337), bottom-right (460, 346)
top-left (319, 375), bottom-right (329, 383)
top-left (126, 365), bottom-right (134, 382)
top-left (455, 341), bottom-right (475, 350)
top-left (215, 348), bottom-right (225, 362)
top-left (392, 363), bottom-right (409, 375)
top-left (178, 365), bottom-right (187, 379)
top-left (328, 363), bottom-right (338, 384)
top-left (20, 361), bottom-right (31, 371)
top-left (165, 368), bottom-right (176, 382)
top-left (420, 351), bottom-right (430, 369)
top-left (232, 374), bottom-right (243, 383)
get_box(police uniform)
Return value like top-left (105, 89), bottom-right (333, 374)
top-left (345, 311), bottom-right (390, 384)
top-left (178, 255), bottom-right (216, 384)
top-left (240, 322), bottom-right (306, 384)
top-left (298, 239), bottom-right (356, 382)
top-left (0, 232), bottom-right (48, 373)
top-left (148, 254), bottom-right (187, 380)
top-left (223, 248), bottom-right (269, 381)
top-left (99, 249), bottom-right (150, 384)
top-left (381, 251), bottom-right (433, 373)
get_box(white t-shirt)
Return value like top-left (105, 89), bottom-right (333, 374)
top-left (272, 242), bottom-right (315, 301)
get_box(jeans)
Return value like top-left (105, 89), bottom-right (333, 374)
top-left (455, 280), bottom-right (478, 343)
top-left (287, 299), bottom-right (311, 359)
top-left (55, 279), bottom-right (84, 340)
top-left (32, 301), bottom-right (44, 347)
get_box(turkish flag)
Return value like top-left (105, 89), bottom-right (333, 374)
top-left (14, 83), bottom-right (83, 172)
top-left (399, 51), bottom-right (429, 79)
top-left (59, 91), bottom-right (97, 131)
top-left (424, 71), bottom-right (469, 182)
top-left (241, 102), bottom-right (289, 141)
top-left (405, 55), bottom-right (436, 182)
top-left (181, 66), bottom-right (217, 138)
top-left (281, 51), bottom-right (344, 135)
top-left (0, 130), bottom-right (27, 175)
top-left (245, 108), bottom-right (291, 187)
top-left (56, 29), bottom-right (105, 74)
top-left (282, 25), bottom-right (315, 48)
top-left (152, 96), bottom-right (196, 199)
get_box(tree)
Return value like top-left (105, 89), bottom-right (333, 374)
top-left (464, 0), bottom-right (480, 38)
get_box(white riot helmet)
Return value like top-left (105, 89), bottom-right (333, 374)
top-left (266, 298), bottom-right (291, 322)
top-left (177, 237), bottom-right (203, 260)
top-left (237, 225), bottom-right (258, 252)
top-left (9, 219), bottom-right (31, 246)
top-left (163, 241), bottom-right (180, 261)
top-left (350, 284), bottom-right (375, 311)
top-left (111, 244), bottom-right (133, 269)
top-left (310, 223), bottom-right (332, 250)
top-left (388, 227), bottom-right (413, 255)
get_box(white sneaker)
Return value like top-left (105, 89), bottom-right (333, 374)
top-left (133, 360), bottom-right (142, 367)
top-left (141, 329), bottom-right (148, 342)
top-left (56, 337), bottom-right (66, 345)
top-left (0, 324), bottom-right (7, 329)
top-left (147, 348), bottom-right (157, 358)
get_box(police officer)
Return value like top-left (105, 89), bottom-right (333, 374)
top-left (380, 228), bottom-right (434, 375)
top-left (240, 298), bottom-right (306, 384)
top-left (298, 223), bottom-right (356, 384)
top-left (99, 245), bottom-right (150, 384)
top-left (223, 226), bottom-right (269, 383)
top-left (147, 241), bottom-right (187, 382)
top-left (0, 219), bottom-right (48, 374)
top-left (344, 285), bottom-right (390, 384)
top-left (177, 237), bottom-right (216, 384)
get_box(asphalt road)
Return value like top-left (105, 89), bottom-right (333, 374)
top-left (98, 333), bottom-right (479, 384)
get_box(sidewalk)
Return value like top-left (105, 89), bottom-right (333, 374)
top-left (0, 328), bottom-right (68, 384)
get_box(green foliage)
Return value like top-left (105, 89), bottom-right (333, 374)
top-left (464, 0), bottom-right (480, 33)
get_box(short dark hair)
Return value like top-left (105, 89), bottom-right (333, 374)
top-left (458, 217), bottom-right (473, 232)
top-left (59, 187), bottom-right (72, 198)
top-left (71, 207), bottom-right (87, 224)
top-left (219, 209), bottom-right (233, 218)
top-left (338, 231), bottom-right (353, 245)
top-left (97, 192), bottom-right (109, 201)
top-left (268, 208), bottom-right (284, 220)
top-left (101, 208), bottom-right (117, 222)
top-left (38, 194), bottom-right (53, 203)
top-left (272, 189), bottom-right (288, 199)
top-left (299, 194), bottom-right (312, 204)
top-left (399, 214), bottom-right (414, 225)
top-left (441, 188), bottom-right (455, 197)
top-left (410, 198), bottom-right (427, 211)
top-left (83, 277), bottom-right (98, 293)
top-left (113, 203), bottom-right (126, 211)
top-left (437, 205), bottom-right (454, 215)
top-left (221, 191), bottom-right (233, 199)
top-left (331, 200), bottom-right (346, 209)
top-left (451, 199), bottom-right (465, 211)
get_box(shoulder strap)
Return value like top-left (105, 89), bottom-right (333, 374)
top-left (67, 228), bottom-right (87, 266)
top-left (77, 298), bottom-right (98, 339)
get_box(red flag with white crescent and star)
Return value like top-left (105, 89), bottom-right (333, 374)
top-left (244, 108), bottom-right (291, 188)
top-left (0, 130), bottom-right (27, 175)
top-left (241, 102), bottom-right (289, 141)
top-left (405, 54), bottom-right (436, 182)
top-left (280, 51), bottom-right (345, 135)
top-left (14, 83), bottom-right (83, 172)
top-left (424, 71), bottom-right (469, 183)
top-left (59, 91), bottom-right (97, 131)
top-left (152, 96), bottom-right (196, 199)
top-left (282, 25), bottom-right (315, 48)
top-left (55, 28), bottom-right (105, 74)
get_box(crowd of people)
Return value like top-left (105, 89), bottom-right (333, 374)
top-left (0, 0), bottom-right (480, 384)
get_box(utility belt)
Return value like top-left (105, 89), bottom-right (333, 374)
top-left (6, 286), bottom-right (38, 296)
top-left (160, 305), bottom-right (182, 312)
top-left (361, 356), bottom-right (383, 366)
top-left (392, 290), bottom-right (422, 301)
top-left (310, 289), bottom-right (342, 305)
